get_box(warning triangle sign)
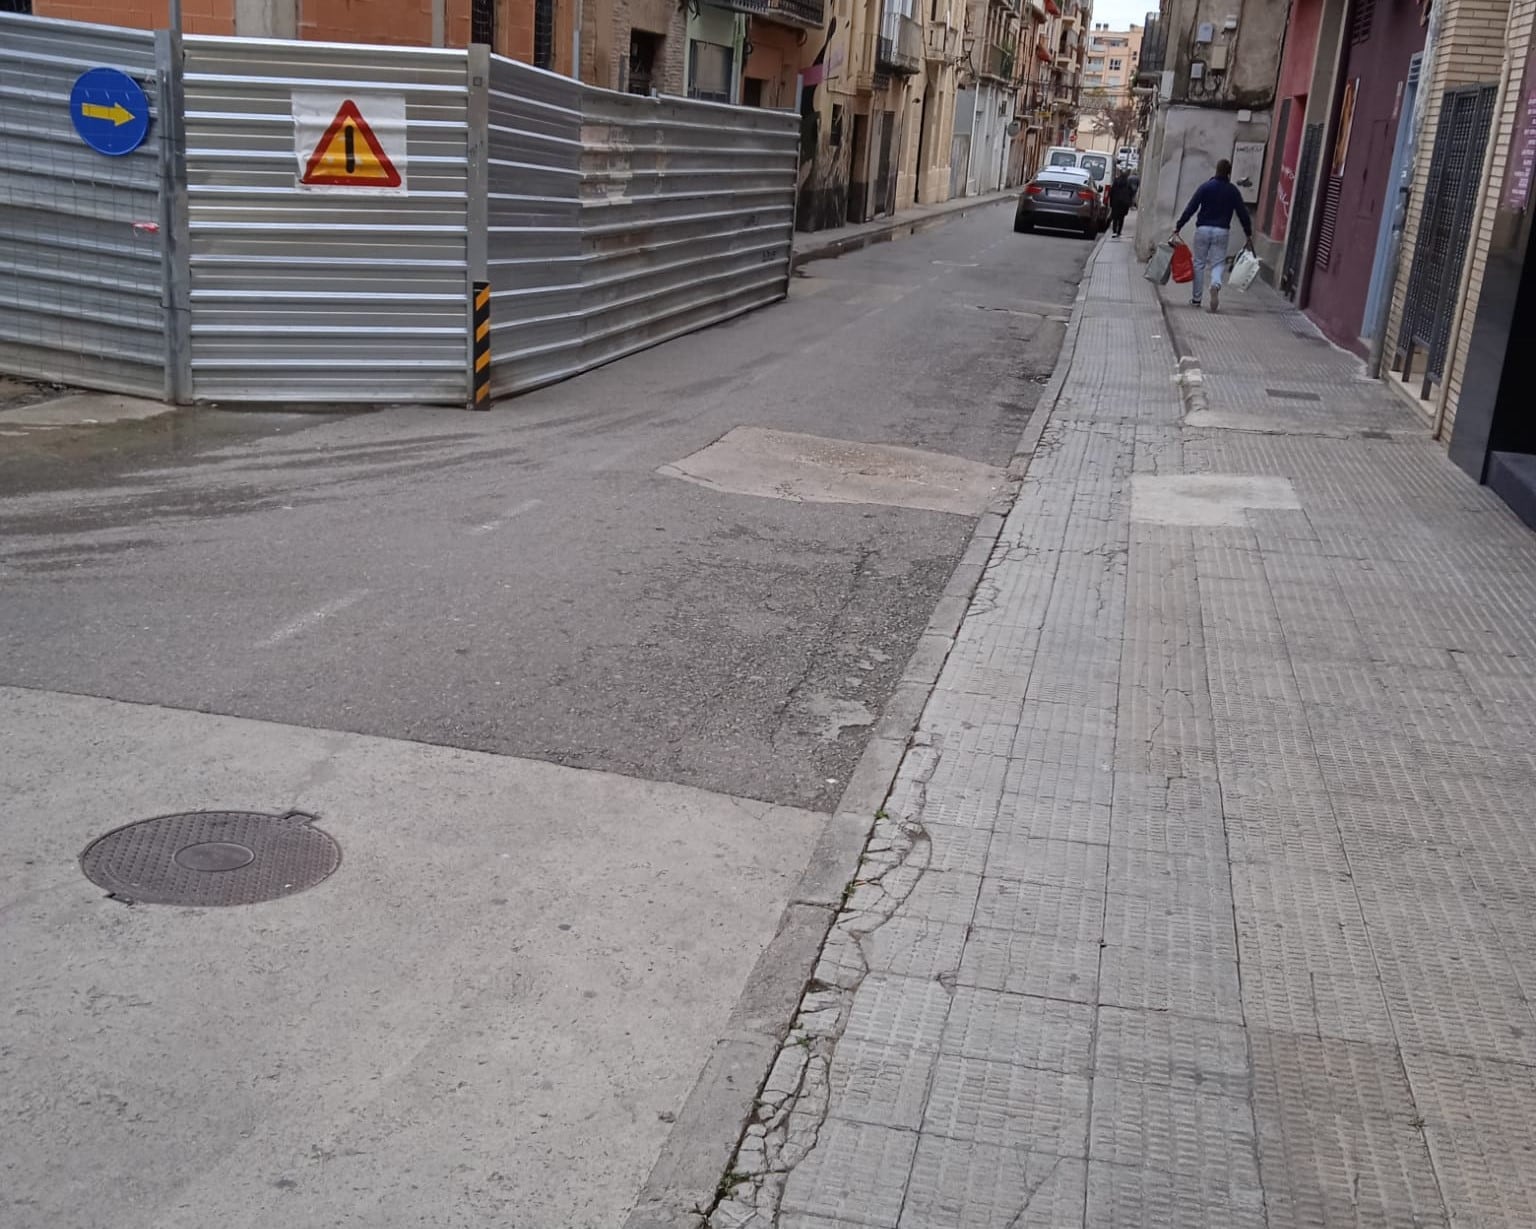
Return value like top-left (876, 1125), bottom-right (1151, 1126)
top-left (301, 99), bottom-right (401, 187)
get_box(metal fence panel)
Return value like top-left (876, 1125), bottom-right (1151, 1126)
top-left (485, 57), bottom-right (584, 395)
top-left (0, 14), bottom-right (167, 397)
top-left (486, 58), bottom-right (799, 397)
top-left (1396, 84), bottom-right (1497, 388)
top-left (181, 36), bottom-right (470, 403)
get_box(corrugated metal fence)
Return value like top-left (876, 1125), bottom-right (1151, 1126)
top-left (483, 57), bottom-right (798, 397)
top-left (0, 14), bottom-right (171, 398)
top-left (182, 37), bottom-right (472, 403)
top-left (0, 15), bottom-right (799, 407)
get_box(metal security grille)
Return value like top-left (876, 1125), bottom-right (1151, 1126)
top-left (1314, 177), bottom-right (1343, 269)
top-left (472, 0), bottom-right (495, 48)
top-left (1396, 84), bottom-right (1497, 393)
top-left (1351, 0), bottom-right (1375, 43)
top-left (533, 0), bottom-right (554, 69)
top-left (1283, 123), bottom-right (1323, 294)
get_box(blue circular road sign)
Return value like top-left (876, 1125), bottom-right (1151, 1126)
top-left (69, 67), bottom-right (151, 157)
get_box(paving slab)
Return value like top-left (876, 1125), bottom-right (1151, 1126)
top-left (710, 239), bottom-right (1536, 1227)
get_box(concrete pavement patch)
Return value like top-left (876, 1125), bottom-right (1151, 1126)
top-left (0, 391), bottom-right (174, 427)
top-left (0, 685), bottom-right (822, 1229)
top-left (659, 427), bottom-right (1006, 516)
top-left (1130, 473), bottom-right (1302, 526)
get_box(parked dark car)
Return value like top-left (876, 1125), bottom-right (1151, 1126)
top-left (1014, 168), bottom-right (1105, 239)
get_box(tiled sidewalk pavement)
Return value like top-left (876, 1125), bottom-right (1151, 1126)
top-left (710, 239), bottom-right (1536, 1228)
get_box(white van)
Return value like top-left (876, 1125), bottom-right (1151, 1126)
top-left (1041, 147), bottom-right (1109, 187)
top-left (1042, 145), bottom-right (1082, 172)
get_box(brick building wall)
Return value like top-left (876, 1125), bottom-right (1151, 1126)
top-left (1440, 0), bottom-right (1534, 441)
top-left (30, 0), bottom-right (578, 75)
top-left (35, 0), bottom-right (235, 34)
top-left (601, 0), bottom-right (684, 94)
top-left (1385, 0), bottom-right (1513, 423)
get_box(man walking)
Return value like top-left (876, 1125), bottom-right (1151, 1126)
top-left (1171, 158), bottom-right (1254, 312)
top-left (1108, 167), bottom-right (1134, 239)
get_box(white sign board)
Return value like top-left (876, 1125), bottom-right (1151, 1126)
top-left (292, 91), bottom-right (407, 195)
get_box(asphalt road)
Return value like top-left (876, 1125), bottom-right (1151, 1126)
top-left (1, 202), bottom-right (1093, 1229)
top-left (0, 203), bottom-right (1088, 812)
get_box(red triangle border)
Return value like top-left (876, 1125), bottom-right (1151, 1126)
top-left (301, 98), bottom-right (402, 188)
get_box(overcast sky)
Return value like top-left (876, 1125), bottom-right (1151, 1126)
top-left (1087, 0), bottom-right (1156, 30)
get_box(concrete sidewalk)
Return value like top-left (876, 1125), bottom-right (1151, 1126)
top-left (791, 192), bottom-right (1017, 270)
top-left (710, 238), bottom-right (1536, 1227)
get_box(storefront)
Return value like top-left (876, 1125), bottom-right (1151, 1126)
top-left (1301, 0), bottom-right (1428, 352)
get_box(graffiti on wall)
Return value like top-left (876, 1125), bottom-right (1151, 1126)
top-left (797, 18), bottom-right (853, 231)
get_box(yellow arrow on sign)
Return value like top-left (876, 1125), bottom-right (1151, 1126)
top-left (80, 101), bottom-right (135, 126)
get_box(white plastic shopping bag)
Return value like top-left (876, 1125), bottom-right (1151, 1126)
top-left (1230, 249), bottom-right (1261, 292)
top-left (1144, 242), bottom-right (1175, 285)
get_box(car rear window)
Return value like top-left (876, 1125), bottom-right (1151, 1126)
top-left (1080, 156), bottom-right (1108, 180)
top-left (1048, 151), bottom-right (1078, 167)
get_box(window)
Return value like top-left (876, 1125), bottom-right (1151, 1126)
top-left (471, 0), bottom-right (495, 48)
top-left (0, 0), bottom-right (34, 10)
top-left (1087, 56), bottom-right (1103, 68)
top-left (533, 0), bottom-right (554, 69)
top-left (1109, 58), bottom-right (1122, 72)
top-left (688, 40), bottom-right (734, 103)
top-left (628, 30), bottom-right (660, 95)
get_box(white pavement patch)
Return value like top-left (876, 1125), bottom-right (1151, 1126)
top-left (1130, 473), bottom-right (1300, 526)
top-left (0, 686), bottom-right (821, 1229)
top-left (660, 427), bottom-right (1004, 516)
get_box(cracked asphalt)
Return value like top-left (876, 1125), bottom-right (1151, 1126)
top-left (0, 201), bottom-right (1088, 813)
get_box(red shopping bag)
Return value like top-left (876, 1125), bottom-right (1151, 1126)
top-left (1170, 240), bottom-right (1194, 284)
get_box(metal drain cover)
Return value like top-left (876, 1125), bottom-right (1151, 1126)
top-left (80, 810), bottom-right (340, 906)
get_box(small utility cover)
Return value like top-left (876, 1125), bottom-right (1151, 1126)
top-left (69, 67), bottom-right (151, 157)
top-left (293, 91), bottom-right (407, 193)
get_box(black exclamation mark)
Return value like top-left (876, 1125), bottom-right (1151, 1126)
top-left (344, 124), bottom-right (356, 175)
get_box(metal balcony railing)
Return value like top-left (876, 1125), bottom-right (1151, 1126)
top-left (984, 43), bottom-right (1015, 82)
top-left (717, 0), bottom-right (826, 31)
top-left (877, 11), bottom-right (922, 75)
top-left (1138, 13), bottom-right (1167, 79)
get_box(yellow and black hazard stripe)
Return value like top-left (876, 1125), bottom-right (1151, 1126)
top-left (472, 281), bottom-right (491, 409)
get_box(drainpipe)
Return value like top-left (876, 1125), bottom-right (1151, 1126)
top-left (1366, 0), bottom-right (1441, 379)
top-left (572, 0), bottom-right (583, 81)
top-left (1432, 10), bottom-right (1513, 439)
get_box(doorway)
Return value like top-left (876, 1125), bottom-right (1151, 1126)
top-left (1361, 54), bottom-right (1421, 340)
top-left (915, 90), bottom-right (931, 205)
top-left (628, 31), bottom-right (660, 95)
top-left (848, 112), bottom-right (872, 223)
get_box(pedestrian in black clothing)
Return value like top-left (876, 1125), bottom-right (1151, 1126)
top-left (1108, 168), bottom-right (1135, 239)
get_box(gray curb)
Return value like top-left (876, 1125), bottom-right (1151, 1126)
top-left (790, 193), bottom-right (1019, 272)
top-left (622, 234), bottom-right (1105, 1229)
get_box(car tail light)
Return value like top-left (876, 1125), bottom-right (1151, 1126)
top-left (1078, 189), bottom-right (1098, 201)
top-left (1025, 184), bottom-right (1043, 195)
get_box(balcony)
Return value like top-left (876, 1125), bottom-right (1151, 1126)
top-left (1137, 12), bottom-right (1167, 79)
top-left (716, 0), bottom-right (826, 31)
top-left (877, 11), bottom-right (922, 75)
top-left (924, 20), bottom-right (959, 62)
top-left (982, 42), bottom-right (1016, 82)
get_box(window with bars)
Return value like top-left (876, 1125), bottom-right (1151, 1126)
top-left (1351, 0), bottom-right (1375, 44)
top-left (0, 0), bottom-right (34, 11)
top-left (472, 0), bottom-right (496, 48)
top-left (534, 0), bottom-right (554, 69)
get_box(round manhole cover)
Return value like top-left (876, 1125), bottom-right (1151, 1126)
top-left (80, 810), bottom-right (340, 907)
